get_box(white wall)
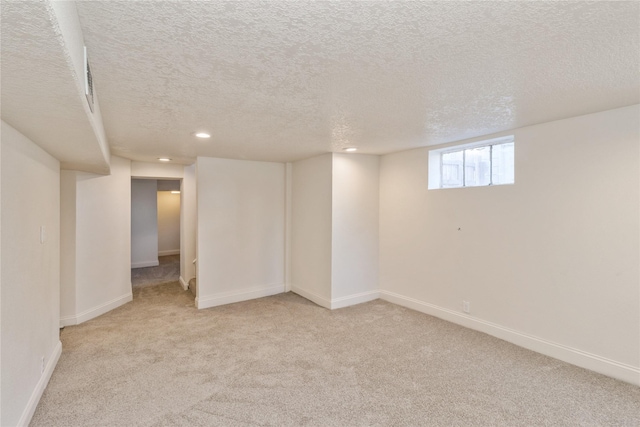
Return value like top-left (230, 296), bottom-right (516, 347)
top-left (131, 161), bottom-right (184, 179)
top-left (196, 157), bottom-right (285, 308)
top-left (331, 154), bottom-right (380, 306)
top-left (379, 104), bottom-right (640, 385)
top-left (157, 191), bottom-right (180, 256)
top-left (180, 164), bottom-right (197, 291)
top-left (60, 156), bottom-right (132, 326)
top-left (1, 121), bottom-right (62, 426)
top-left (291, 154), bottom-right (334, 307)
top-left (131, 179), bottom-right (158, 268)
top-left (60, 171), bottom-right (77, 320)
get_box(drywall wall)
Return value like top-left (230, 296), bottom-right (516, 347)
top-left (196, 157), bottom-right (285, 308)
top-left (157, 190), bottom-right (180, 255)
top-left (131, 179), bottom-right (158, 268)
top-left (60, 171), bottom-right (77, 321)
top-left (331, 154), bottom-right (380, 306)
top-left (60, 156), bottom-right (132, 326)
top-left (291, 154), bottom-right (334, 307)
top-left (1, 121), bottom-right (62, 426)
top-left (131, 161), bottom-right (184, 179)
top-left (379, 104), bottom-right (640, 385)
top-left (180, 164), bottom-right (196, 291)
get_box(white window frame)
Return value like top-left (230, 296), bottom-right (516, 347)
top-left (428, 135), bottom-right (514, 189)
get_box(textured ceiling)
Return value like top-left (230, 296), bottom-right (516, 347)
top-left (8, 1), bottom-right (640, 166)
top-left (1, 1), bottom-right (110, 173)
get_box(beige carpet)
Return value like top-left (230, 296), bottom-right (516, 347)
top-left (31, 283), bottom-right (640, 426)
top-left (131, 255), bottom-right (180, 288)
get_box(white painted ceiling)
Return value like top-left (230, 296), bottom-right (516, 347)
top-left (5, 1), bottom-right (640, 166)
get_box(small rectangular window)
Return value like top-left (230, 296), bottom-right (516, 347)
top-left (428, 136), bottom-right (514, 189)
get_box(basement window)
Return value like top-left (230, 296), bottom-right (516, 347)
top-left (428, 136), bottom-right (514, 189)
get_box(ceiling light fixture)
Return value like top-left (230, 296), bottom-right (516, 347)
top-left (343, 147), bottom-right (357, 152)
top-left (158, 158), bottom-right (171, 162)
top-left (195, 132), bottom-right (211, 138)
top-left (171, 191), bottom-right (180, 194)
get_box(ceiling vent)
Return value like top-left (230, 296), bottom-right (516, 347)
top-left (84, 46), bottom-right (94, 113)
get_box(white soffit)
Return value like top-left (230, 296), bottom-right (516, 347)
top-left (30, 2), bottom-right (640, 163)
top-left (1, 1), bottom-right (111, 174)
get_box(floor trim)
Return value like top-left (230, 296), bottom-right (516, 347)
top-left (17, 340), bottom-right (62, 427)
top-left (60, 292), bottom-right (133, 327)
top-left (178, 276), bottom-right (189, 291)
top-left (331, 290), bottom-right (380, 309)
top-left (379, 290), bottom-right (640, 386)
top-left (291, 286), bottom-right (332, 309)
top-left (158, 249), bottom-right (180, 256)
top-left (196, 284), bottom-right (285, 309)
top-left (131, 260), bottom-right (159, 269)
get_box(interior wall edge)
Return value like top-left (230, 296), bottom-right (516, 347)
top-left (379, 290), bottom-right (640, 386)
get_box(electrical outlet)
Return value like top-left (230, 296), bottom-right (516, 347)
top-left (40, 226), bottom-right (46, 244)
top-left (41, 356), bottom-right (45, 374)
top-left (462, 300), bottom-right (470, 313)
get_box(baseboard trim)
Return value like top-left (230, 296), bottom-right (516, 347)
top-left (60, 292), bottom-right (133, 327)
top-left (196, 284), bottom-right (285, 309)
top-left (131, 260), bottom-right (159, 269)
top-left (17, 340), bottom-right (62, 427)
top-left (178, 276), bottom-right (189, 291)
top-left (331, 290), bottom-right (380, 309)
top-left (379, 290), bottom-right (640, 386)
top-left (158, 249), bottom-right (180, 256)
top-left (291, 286), bottom-right (332, 309)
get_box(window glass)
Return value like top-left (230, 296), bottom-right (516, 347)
top-left (491, 142), bottom-right (514, 185)
top-left (441, 150), bottom-right (463, 188)
top-left (464, 146), bottom-right (491, 187)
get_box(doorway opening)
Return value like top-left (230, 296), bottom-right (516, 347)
top-left (131, 178), bottom-right (182, 289)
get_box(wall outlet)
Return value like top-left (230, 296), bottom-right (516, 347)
top-left (41, 356), bottom-right (45, 374)
top-left (40, 226), bottom-right (46, 244)
top-left (462, 300), bottom-right (470, 313)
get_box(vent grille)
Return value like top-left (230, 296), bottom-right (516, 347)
top-left (84, 46), bottom-right (94, 113)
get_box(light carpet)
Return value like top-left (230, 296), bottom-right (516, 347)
top-left (131, 255), bottom-right (180, 288)
top-left (31, 283), bottom-right (640, 426)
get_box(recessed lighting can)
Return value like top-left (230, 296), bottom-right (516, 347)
top-left (343, 147), bottom-right (357, 152)
top-left (195, 132), bottom-right (211, 138)
top-left (158, 158), bottom-right (171, 162)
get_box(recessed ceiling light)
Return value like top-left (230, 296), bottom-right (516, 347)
top-left (195, 132), bottom-right (211, 138)
top-left (158, 158), bottom-right (171, 162)
top-left (343, 147), bottom-right (357, 152)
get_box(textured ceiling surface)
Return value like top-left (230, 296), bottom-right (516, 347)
top-left (12, 1), bottom-right (640, 165)
top-left (1, 1), bottom-right (110, 173)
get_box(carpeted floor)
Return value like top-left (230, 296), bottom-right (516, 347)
top-left (31, 283), bottom-right (640, 426)
top-left (131, 255), bottom-right (180, 288)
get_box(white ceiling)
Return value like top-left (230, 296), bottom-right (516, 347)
top-left (4, 1), bottom-right (640, 166)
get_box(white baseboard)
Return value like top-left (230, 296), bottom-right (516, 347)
top-left (291, 286), bottom-right (332, 309)
top-left (179, 276), bottom-right (189, 291)
top-left (196, 284), bottom-right (285, 309)
top-left (131, 260), bottom-right (159, 269)
top-left (18, 340), bottom-right (62, 427)
top-left (291, 287), bottom-right (379, 310)
top-left (331, 290), bottom-right (380, 309)
top-left (60, 292), bottom-right (133, 327)
top-left (158, 249), bottom-right (180, 256)
top-left (379, 290), bottom-right (640, 386)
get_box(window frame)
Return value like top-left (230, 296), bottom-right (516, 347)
top-left (428, 136), bottom-right (514, 190)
